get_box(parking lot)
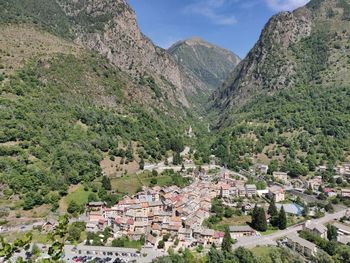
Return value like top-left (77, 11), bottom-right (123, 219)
top-left (63, 245), bottom-right (163, 263)
top-left (64, 245), bottom-right (141, 263)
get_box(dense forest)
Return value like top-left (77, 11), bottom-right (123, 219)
top-left (0, 52), bottom-right (186, 209)
top-left (208, 84), bottom-right (350, 173)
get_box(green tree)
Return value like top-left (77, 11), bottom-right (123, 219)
top-left (157, 240), bottom-right (165, 249)
top-left (173, 152), bottom-right (182, 165)
top-left (327, 224), bottom-right (338, 241)
top-left (251, 205), bottom-right (267, 232)
top-left (139, 157), bottom-right (145, 170)
top-left (278, 206), bottom-right (287, 230)
top-left (234, 247), bottom-right (255, 263)
top-left (102, 176), bottom-right (112, 191)
top-left (268, 200), bottom-right (278, 217)
top-left (208, 246), bottom-right (225, 263)
top-left (67, 200), bottom-right (82, 214)
top-left (268, 160), bottom-right (278, 175)
top-left (221, 227), bottom-right (232, 253)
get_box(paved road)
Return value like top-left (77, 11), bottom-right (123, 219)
top-left (233, 208), bottom-right (349, 249)
top-left (1, 215), bottom-right (87, 235)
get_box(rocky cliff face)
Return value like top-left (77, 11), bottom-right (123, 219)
top-left (57, 0), bottom-right (207, 107)
top-left (212, 0), bottom-right (350, 111)
top-left (168, 37), bottom-right (240, 90)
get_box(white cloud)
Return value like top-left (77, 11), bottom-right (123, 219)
top-left (184, 0), bottom-right (238, 26)
top-left (265, 0), bottom-right (310, 11)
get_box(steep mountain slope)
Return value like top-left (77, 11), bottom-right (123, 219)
top-left (213, 0), bottom-right (350, 110)
top-left (0, 24), bottom-right (192, 210)
top-left (168, 37), bottom-right (240, 90)
top-left (0, 0), bottom-right (208, 108)
top-left (0, 0), bottom-right (209, 211)
top-left (207, 0), bottom-right (350, 173)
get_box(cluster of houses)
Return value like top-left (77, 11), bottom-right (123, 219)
top-left (84, 175), bottom-right (264, 248)
top-left (283, 214), bottom-right (350, 258)
top-left (218, 174), bottom-right (285, 203)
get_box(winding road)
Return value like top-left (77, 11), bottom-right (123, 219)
top-left (233, 208), bottom-right (349, 249)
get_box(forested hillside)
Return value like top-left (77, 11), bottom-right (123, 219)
top-left (0, 22), bottom-right (188, 210)
top-left (209, 0), bottom-right (350, 173)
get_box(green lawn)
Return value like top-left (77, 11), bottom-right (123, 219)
top-left (260, 228), bottom-right (278, 236)
top-left (2, 230), bottom-right (50, 244)
top-left (111, 174), bottom-right (142, 195)
top-left (62, 185), bottom-right (92, 208)
top-left (251, 246), bottom-right (276, 262)
top-left (111, 172), bottom-right (188, 195)
top-left (207, 215), bottom-right (251, 231)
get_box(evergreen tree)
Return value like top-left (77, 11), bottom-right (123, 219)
top-left (278, 206), bottom-right (287, 230)
top-left (173, 152), bottom-right (182, 165)
top-left (234, 247), bottom-right (255, 263)
top-left (67, 200), bottom-right (82, 214)
top-left (221, 227), bottom-right (232, 253)
top-left (268, 199), bottom-right (279, 227)
top-left (139, 157), bottom-right (145, 170)
top-left (208, 246), bottom-right (225, 263)
top-left (327, 224), bottom-right (338, 241)
top-left (251, 205), bottom-right (267, 231)
top-left (268, 199), bottom-right (278, 217)
top-left (102, 176), bottom-right (111, 191)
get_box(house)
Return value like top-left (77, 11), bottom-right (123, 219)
top-left (146, 234), bottom-right (157, 246)
top-left (273, 172), bottom-right (288, 183)
top-left (307, 176), bottom-right (323, 190)
top-left (286, 233), bottom-right (318, 257)
top-left (268, 185), bottom-right (285, 202)
top-left (317, 165), bottom-right (327, 173)
top-left (341, 189), bottom-right (350, 198)
top-left (335, 166), bottom-right (345, 175)
top-left (256, 164), bottom-right (268, 174)
top-left (324, 188), bottom-right (337, 197)
top-left (338, 235), bottom-right (350, 245)
top-left (86, 222), bottom-right (98, 232)
top-left (333, 222), bottom-right (350, 236)
top-left (42, 220), bottom-right (57, 232)
top-left (237, 185), bottom-right (246, 197)
top-left (276, 204), bottom-right (304, 216)
top-left (178, 228), bottom-right (192, 241)
top-left (87, 201), bottom-right (107, 222)
top-left (219, 183), bottom-right (231, 198)
top-left (229, 225), bottom-right (256, 239)
top-left (245, 184), bottom-right (257, 197)
top-left (303, 221), bottom-right (327, 239)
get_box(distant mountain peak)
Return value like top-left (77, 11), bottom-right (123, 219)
top-left (168, 37), bottom-right (241, 90)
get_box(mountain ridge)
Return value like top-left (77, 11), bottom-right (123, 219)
top-left (168, 37), bottom-right (241, 90)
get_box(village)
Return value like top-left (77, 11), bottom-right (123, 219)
top-left (3, 157), bottom-right (350, 263)
top-left (73, 160), bottom-right (350, 261)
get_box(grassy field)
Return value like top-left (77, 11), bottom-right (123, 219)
top-left (111, 174), bottom-right (142, 195)
top-left (2, 230), bottom-right (50, 244)
top-left (260, 228), bottom-right (278, 236)
top-left (60, 185), bottom-right (92, 211)
top-left (209, 215), bottom-right (251, 231)
top-left (111, 172), bottom-right (180, 195)
top-left (251, 246), bottom-right (276, 262)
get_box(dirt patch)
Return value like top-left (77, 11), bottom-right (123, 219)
top-left (0, 141), bottom-right (21, 146)
top-left (100, 156), bottom-right (140, 178)
top-left (0, 24), bottom-right (81, 75)
top-left (6, 204), bottom-right (51, 226)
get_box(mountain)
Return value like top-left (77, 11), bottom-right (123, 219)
top-left (213, 0), bottom-right (350, 110)
top-left (208, 0), bottom-right (350, 172)
top-left (168, 37), bottom-right (241, 90)
top-left (0, 0), bottom-right (211, 211)
top-left (0, 0), bottom-right (208, 108)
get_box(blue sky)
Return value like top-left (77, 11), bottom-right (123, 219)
top-left (127, 0), bottom-right (309, 58)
